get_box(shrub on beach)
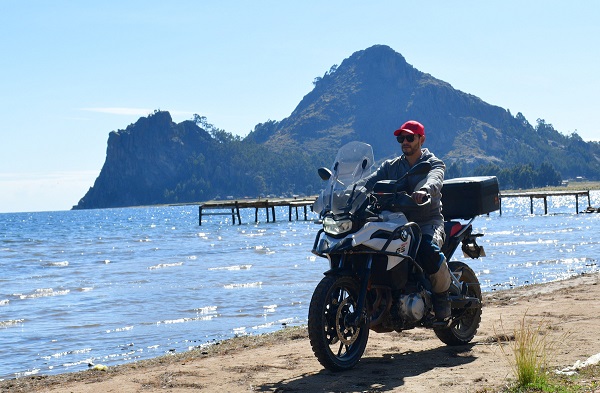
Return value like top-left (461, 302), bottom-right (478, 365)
top-left (496, 313), bottom-right (569, 390)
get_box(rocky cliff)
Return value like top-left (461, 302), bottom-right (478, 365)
top-left (75, 112), bottom-right (214, 208)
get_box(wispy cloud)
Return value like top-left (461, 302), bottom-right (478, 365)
top-left (79, 107), bottom-right (196, 119)
top-left (0, 170), bottom-right (99, 213)
top-left (80, 107), bottom-right (154, 116)
top-left (0, 170), bottom-right (99, 182)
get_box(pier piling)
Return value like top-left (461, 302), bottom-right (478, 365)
top-left (199, 196), bottom-right (317, 225)
top-left (499, 190), bottom-right (591, 215)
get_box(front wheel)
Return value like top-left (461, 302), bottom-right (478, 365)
top-left (434, 261), bottom-right (482, 345)
top-left (308, 275), bottom-right (369, 371)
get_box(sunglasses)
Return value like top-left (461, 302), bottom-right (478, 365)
top-left (396, 134), bottom-right (419, 143)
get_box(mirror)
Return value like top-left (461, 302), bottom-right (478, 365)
top-left (318, 167), bottom-right (332, 181)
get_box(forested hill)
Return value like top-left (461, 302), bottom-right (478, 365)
top-left (74, 45), bottom-right (600, 210)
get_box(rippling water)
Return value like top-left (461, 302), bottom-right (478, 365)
top-left (1, 191), bottom-right (599, 380)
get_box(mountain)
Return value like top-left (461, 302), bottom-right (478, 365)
top-left (247, 45), bottom-right (599, 174)
top-left (74, 45), bottom-right (600, 209)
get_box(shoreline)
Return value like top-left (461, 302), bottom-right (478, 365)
top-left (2, 271), bottom-right (600, 392)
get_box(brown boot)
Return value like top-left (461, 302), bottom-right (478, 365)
top-left (429, 256), bottom-right (452, 321)
top-left (433, 291), bottom-right (451, 321)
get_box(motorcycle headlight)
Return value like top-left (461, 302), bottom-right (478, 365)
top-left (323, 216), bottom-right (353, 236)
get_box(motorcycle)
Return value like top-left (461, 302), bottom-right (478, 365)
top-left (308, 141), bottom-right (486, 371)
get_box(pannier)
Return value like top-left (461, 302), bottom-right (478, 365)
top-left (441, 176), bottom-right (500, 220)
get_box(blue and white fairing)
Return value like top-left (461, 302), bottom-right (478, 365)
top-left (313, 142), bottom-right (414, 271)
top-left (315, 210), bottom-right (413, 271)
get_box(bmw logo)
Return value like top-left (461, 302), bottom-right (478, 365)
top-left (399, 229), bottom-right (408, 241)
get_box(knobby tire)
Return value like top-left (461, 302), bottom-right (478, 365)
top-left (434, 261), bottom-right (482, 345)
top-left (308, 275), bottom-right (369, 371)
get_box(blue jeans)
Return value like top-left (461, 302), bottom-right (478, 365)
top-left (417, 234), bottom-right (444, 275)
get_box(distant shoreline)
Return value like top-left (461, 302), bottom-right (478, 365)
top-left (503, 180), bottom-right (600, 193)
top-left (98, 182), bottom-right (600, 212)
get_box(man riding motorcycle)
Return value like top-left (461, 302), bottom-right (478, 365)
top-left (362, 120), bottom-right (452, 321)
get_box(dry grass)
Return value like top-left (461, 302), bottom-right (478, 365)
top-left (496, 313), bottom-right (570, 390)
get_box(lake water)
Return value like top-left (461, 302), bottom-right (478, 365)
top-left (1, 191), bottom-right (599, 380)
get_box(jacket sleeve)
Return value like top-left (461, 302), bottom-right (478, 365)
top-left (419, 157), bottom-right (445, 197)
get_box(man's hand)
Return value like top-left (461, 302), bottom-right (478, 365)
top-left (411, 190), bottom-right (428, 204)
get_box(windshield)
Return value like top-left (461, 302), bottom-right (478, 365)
top-left (315, 141), bottom-right (375, 217)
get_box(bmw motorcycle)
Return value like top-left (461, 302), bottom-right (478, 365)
top-left (309, 141), bottom-right (486, 371)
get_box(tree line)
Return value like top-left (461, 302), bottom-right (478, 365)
top-left (444, 116), bottom-right (600, 190)
top-left (86, 111), bottom-right (597, 209)
top-left (446, 161), bottom-right (562, 190)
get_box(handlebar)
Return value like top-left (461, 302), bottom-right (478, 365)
top-left (372, 191), bottom-right (431, 213)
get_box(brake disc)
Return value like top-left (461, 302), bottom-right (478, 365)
top-left (336, 297), bottom-right (361, 345)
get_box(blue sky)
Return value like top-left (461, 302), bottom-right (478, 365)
top-left (1, 1), bottom-right (598, 213)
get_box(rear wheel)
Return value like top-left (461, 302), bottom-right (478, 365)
top-left (434, 261), bottom-right (482, 345)
top-left (308, 275), bottom-right (369, 371)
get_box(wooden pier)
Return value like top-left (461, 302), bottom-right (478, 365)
top-left (198, 196), bottom-right (318, 225)
top-left (499, 190), bottom-right (591, 215)
top-left (198, 189), bottom-right (594, 224)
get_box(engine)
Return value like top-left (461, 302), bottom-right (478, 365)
top-left (376, 289), bottom-right (432, 332)
top-left (397, 292), bottom-right (428, 322)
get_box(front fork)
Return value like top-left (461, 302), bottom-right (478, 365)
top-left (350, 255), bottom-right (372, 327)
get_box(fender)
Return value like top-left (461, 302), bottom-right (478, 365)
top-left (322, 266), bottom-right (354, 277)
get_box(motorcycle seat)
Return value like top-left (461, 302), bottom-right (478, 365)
top-left (441, 221), bottom-right (465, 256)
top-left (444, 221), bottom-right (463, 238)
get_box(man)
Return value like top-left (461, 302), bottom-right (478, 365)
top-left (364, 120), bottom-right (452, 321)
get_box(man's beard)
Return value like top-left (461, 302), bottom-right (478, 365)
top-left (402, 144), bottom-right (418, 156)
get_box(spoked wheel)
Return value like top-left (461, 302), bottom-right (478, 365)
top-left (308, 275), bottom-right (369, 371)
top-left (434, 261), bottom-right (482, 345)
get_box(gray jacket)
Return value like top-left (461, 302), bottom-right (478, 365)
top-left (363, 148), bottom-right (445, 235)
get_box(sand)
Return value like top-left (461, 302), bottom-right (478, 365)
top-left (2, 272), bottom-right (600, 393)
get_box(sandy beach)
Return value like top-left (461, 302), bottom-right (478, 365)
top-left (2, 272), bottom-right (600, 393)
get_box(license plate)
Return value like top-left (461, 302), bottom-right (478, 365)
top-left (463, 245), bottom-right (486, 258)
